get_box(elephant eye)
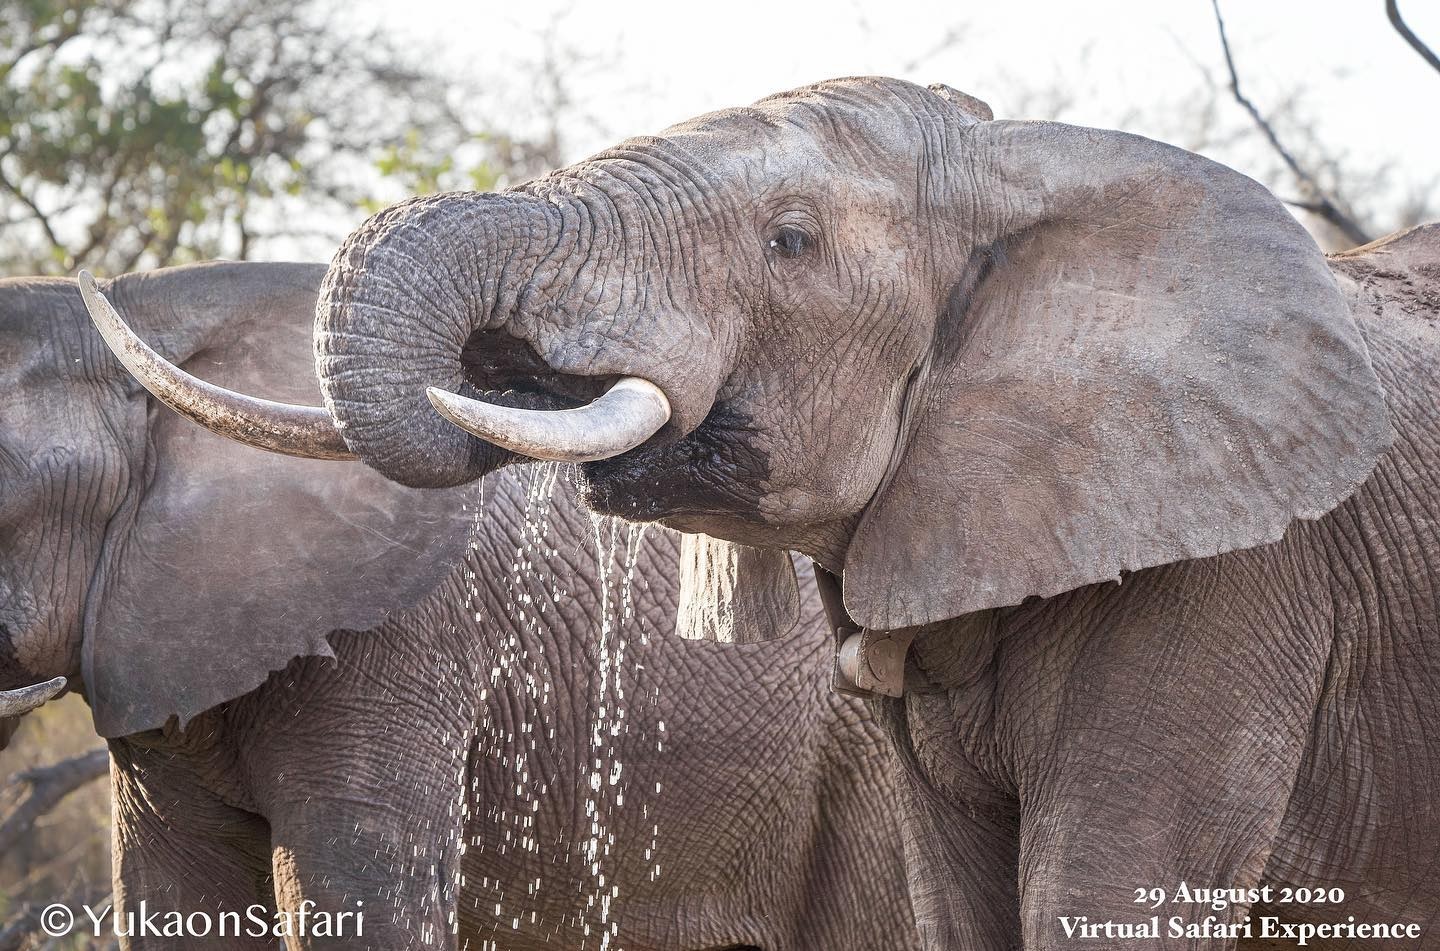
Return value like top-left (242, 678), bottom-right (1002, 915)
top-left (768, 225), bottom-right (812, 260)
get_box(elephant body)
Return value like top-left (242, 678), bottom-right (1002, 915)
top-left (888, 230), bottom-right (1440, 948)
top-left (0, 265), bottom-right (917, 950)
top-left (111, 472), bottom-right (911, 951)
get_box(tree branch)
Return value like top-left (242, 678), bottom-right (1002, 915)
top-left (1387, 0), bottom-right (1440, 76)
top-left (0, 903), bottom-right (40, 951)
top-left (1211, 0), bottom-right (1371, 247)
top-left (0, 892), bottom-right (114, 951)
top-left (0, 748), bottom-right (109, 856)
top-left (0, 15), bottom-right (85, 82)
top-left (1278, 197), bottom-right (1330, 214)
top-left (0, 165), bottom-right (64, 257)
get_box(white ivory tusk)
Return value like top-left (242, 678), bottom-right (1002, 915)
top-left (426, 376), bottom-right (671, 463)
top-left (0, 676), bottom-right (67, 718)
top-left (78, 271), bottom-right (355, 460)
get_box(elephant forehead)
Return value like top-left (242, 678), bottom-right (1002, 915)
top-left (650, 79), bottom-right (933, 176)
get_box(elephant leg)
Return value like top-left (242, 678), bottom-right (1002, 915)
top-left (1008, 610), bottom-right (1324, 949)
top-left (109, 737), bottom-right (277, 950)
top-left (228, 627), bottom-right (478, 950)
top-left (266, 778), bottom-right (466, 951)
top-left (875, 694), bottom-right (1021, 951)
top-left (790, 698), bottom-right (927, 951)
top-left (1016, 789), bottom-right (1265, 951)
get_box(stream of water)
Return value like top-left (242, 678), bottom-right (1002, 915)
top-left (453, 466), bottom-right (659, 950)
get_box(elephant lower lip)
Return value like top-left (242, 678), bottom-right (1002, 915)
top-left (574, 401), bottom-right (769, 522)
top-left (576, 445), bottom-right (681, 520)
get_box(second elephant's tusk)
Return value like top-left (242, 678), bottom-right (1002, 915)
top-left (427, 377), bottom-right (671, 463)
top-left (77, 271), bottom-right (355, 461)
top-left (0, 677), bottom-right (67, 718)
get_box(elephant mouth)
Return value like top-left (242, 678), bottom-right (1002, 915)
top-left (574, 400), bottom-right (770, 523)
top-left (458, 327), bottom-right (614, 412)
top-left (453, 329), bottom-right (769, 523)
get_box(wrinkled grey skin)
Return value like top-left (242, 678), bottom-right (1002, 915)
top-left (1, 263), bottom-right (916, 949)
top-left (310, 75), bottom-right (1440, 949)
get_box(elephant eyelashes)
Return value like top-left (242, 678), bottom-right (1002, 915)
top-left (768, 225), bottom-right (812, 259)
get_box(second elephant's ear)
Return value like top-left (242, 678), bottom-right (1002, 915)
top-left (675, 534), bottom-right (800, 644)
top-left (844, 120), bottom-right (1391, 631)
top-left (83, 263), bottom-right (472, 737)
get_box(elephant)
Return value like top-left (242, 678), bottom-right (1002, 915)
top-left (82, 76), bottom-right (1440, 949)
top-left (1, 262), bottom-right (919, 950)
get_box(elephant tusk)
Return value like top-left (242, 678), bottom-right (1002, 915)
top-left (77, 271), bottom-right (356, 461)
top-left (0, 677), bottom-right (67, 718)
top-left (426, 377), bottom-right (671, 463)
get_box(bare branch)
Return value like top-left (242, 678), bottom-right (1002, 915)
top-left (1387, 0), bottom-right (1440, 76)
top-left (0, 748), bottom-right (109, 856)
top-left (1210, 0), bottom-right (1371, 247)
top-left (0, 892), bottom-right (114, 951)
top-left (0, 13), bottom-right (84, 81)
top-left (0, 903), bottom-right (40, 951)
top-left (0, 165), bottom-right (63, 257)
top-left (900, 24), bottom-right (970, 74)
top-left (1278, 197), bottom-right (1331, 214)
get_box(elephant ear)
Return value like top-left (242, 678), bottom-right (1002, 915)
top-left (84, 263), bottom-right (472, 737)
top-left (675, 534), bottom-right (800, 643)
top-left (926, 82), bottom-right (993, 123)
top-left (844, 119), bottom-right (1392, 631)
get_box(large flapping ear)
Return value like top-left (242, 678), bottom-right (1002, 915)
top-left (83, 262), bottom-right (472, 737)
top-left (845, 119), bottom-right (1392, 631)
top-left (675, 534), bottom-right (800, 644)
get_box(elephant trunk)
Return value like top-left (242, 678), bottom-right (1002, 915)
top-left (315, 193), bottom-right (569, 488)
top-left (315, 172), bottom-right (735, 491)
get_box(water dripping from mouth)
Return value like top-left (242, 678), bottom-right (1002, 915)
top-left (579, 507), bottom-right (656, 951)
top-left (454, 465), bottom-right (665, 951)
top-left (461, 464), bottom-right (565, 945)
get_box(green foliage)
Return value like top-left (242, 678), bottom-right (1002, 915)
top-left (0, 0), bottom-right (547, 276)
top-left (362, 128), bottom-right (549, 215)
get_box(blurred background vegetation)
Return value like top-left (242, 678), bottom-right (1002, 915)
top-left (0, 0), bottom-right (579, 278)
top-left (1, 0), bottom-right (1435, 946)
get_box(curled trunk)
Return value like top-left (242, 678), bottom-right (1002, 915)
top-left (315, 181), bottom-right (729, 489)
top-left (315, 193), bottom-right (566, 488)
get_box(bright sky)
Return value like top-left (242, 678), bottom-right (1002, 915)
top-left (368, 0), bottom-right (1437, 238)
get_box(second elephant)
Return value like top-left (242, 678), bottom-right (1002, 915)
top-left (0, 263), bottom-right (916, 950)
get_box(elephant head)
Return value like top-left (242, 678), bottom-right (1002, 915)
top-left (86, 77), bottom-right (1391, 638)
top-left (2, 263), bottom-right (469, 747)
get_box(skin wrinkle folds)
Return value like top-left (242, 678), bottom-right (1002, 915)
top-left (102, 469), bottom-right (919, 950)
